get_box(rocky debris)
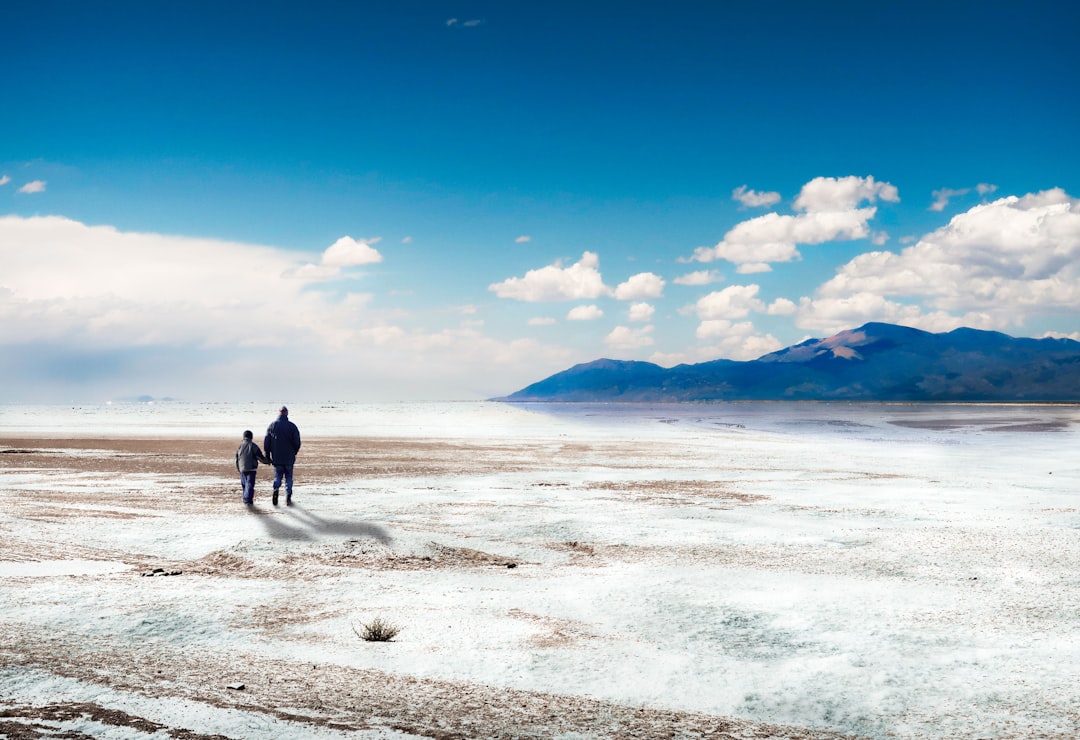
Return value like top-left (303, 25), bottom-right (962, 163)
top-left (141, 567), bottom-right (182, 577)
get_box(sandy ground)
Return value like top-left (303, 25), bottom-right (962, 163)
top-left (0, 435), bottom-right (854, 740)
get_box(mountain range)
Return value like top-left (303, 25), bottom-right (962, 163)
top-left (498, 323), bottom-right (1080, 402)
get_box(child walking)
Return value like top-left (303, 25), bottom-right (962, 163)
top-left (235, 430), bottom-right (270, 506)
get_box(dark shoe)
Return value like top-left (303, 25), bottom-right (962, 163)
top-left (286, 497), bottom-right (293, 506)
top-left (272, 488), bottom-right (279, 506)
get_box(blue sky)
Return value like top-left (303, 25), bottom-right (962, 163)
top-left (2, 0), bottom-right (1078, 402)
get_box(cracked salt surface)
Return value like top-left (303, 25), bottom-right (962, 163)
top-left (2, 401), bottom-right (1079, 738)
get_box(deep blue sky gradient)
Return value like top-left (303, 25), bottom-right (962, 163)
top-left (2, 1), bottom-right (1078, 400)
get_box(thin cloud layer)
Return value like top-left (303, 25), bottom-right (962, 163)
top-left (673, 269), bottom-right (722, 286)
top-left (17, 180), bottom-right (46, 194)
top-left (605, 325), bottom-right (654, 351)
top-left (0, 216), bottom-right (573, 400)
top-left (732, 185), bottom-right (781, 208)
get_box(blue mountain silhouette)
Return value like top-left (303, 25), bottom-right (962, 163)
top-left (499, 323), bottom-right (1080, 402)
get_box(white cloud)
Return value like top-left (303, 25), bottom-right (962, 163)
top-left (798, 188), bottom-right (1080, 333)
top-left (794, 175), bottom-right (899, 212)
top-left (1042, 330), bottom-right (1080, 341)
top-left (766, 297), bottom-right (797, 315)
top-left (673, 269), bottom-right (722, 286)
top-left (627, 302), bottom-right (655, 322)
top-left (515, 235), bottom-right (531, 243)
top-left (976, 183), bottom-right (998, 196)
top-left (695, 319), bottom-right (733, 339)
top-left (0, 175), bottom-right (10, 186)
top-left (321, 236), bottom-right (383, 267)
top-left (17, 180), bottom-right (46, 194)
top-left (693, 284), bottom-right (765, 319)
top-left (489, 251), bottom-right (611, 302)
top-left (567, 304), bottom-right (603, 321)
top-left (692, 175), bottom-right (898, 268)
top-left (528, 316), bottom-right (557, 326)
top-left (732, 185), bottom-right (781, 208)
top-left (736, 262), bottom-right (773, 274)
top-left (613, 272), bottom-right (664, 300)
top-left (604, 325), bottom-right (654, 350)
top-left (795, 294), bottom-right (992, 334)
top-left (401, 236), bottom-right (413, 244)
top-left (694, 320), bottom-right (782, 360)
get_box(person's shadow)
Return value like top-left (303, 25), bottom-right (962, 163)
top-left (247, 502), bottom-right (391, 544)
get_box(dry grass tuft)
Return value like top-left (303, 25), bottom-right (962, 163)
top-left (353, 617), bottom-right (401, 642)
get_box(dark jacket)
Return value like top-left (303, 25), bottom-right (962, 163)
top-left (264, 413), bottom-right (301, 466)
top-left (236, 439), bottom-right (269, 473)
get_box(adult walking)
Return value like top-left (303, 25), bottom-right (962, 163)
top-left (264, 405), bottom-right (301, 506)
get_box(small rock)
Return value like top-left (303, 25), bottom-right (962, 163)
top-left (226, 682), bottom-right (245, 691)
top-left (506, 563), bottom-right (517, 569)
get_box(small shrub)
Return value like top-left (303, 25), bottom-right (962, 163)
top-left (353, 617), bottom-right (401, 642)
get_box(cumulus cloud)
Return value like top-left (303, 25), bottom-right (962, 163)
top-left (604, 325), bottom-right (654, 350)
top-left (673, 269), bottom-right (722, 286)
top-left (794, 175), bottom-right (899, 212)
top-left (976, 183), bottom-right (998, 196)
top-left (528, 316), bottom-right (557, 326)
top-left (17, 180), bottom-right (46, 194)
top-left (766, 297), bottom-right (797, 315)
top-left (321, 236), bottom-right (383, 267)
top-left (0, 175), bottom-right (10, 186)
top-left (567, 305), bottom-right (603, 321)
top-left (515, 235), bottom-right (531, 243)
top-left (627, 302), bottom-right (655, 322)
top-left (798, 188), bottom-right (1080, 333)
top-left (692, 175), bottom-right (898, 270)
top-left (613, 272), bottom-right (664, 300)
top-left (732, 185), bottom-right (781, 208)
top-left (693, 284), bottom-right (766, 319)
top-left (488, 251), bottom-right (610, 302)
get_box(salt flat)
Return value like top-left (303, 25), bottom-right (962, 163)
top-left (1, 401), bottom-right (1078, 739)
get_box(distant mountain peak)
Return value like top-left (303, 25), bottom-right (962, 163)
top-left (498, 322), bottom-right (1080, 402)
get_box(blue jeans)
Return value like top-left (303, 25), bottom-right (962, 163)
top-left (273, 464), bottom-right (294, 496)
top-left (239, 471), bottom-right (257, 504)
